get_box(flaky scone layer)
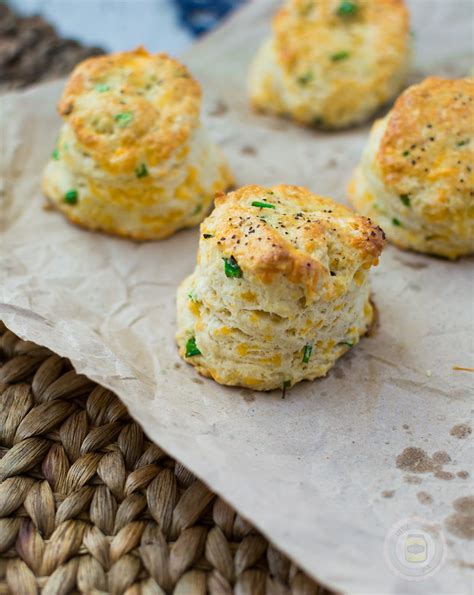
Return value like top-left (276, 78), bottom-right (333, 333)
top-left (43, 125), bottom-right (233, 240)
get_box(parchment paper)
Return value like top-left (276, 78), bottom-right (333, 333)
top-left (1, 1), bottom-right (473, 593)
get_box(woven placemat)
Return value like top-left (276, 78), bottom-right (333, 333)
top-left (0, 321), bottom-right (331, 595)
top-left (0, 3), bottom-right (103, 93)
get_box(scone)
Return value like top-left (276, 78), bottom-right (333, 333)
top-left (42, 47), bottom-right (233, 240)
top-left (176, 185), bottom-right (385, 391)
top-left (248, 0), bottom-right (411, 129)
top-left (349, 77), bottom-right (474, 259)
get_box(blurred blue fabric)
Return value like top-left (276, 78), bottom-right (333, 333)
top-left (175, 0), bottom-right (246, 36)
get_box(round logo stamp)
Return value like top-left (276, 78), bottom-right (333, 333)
top-left (384, 517), bottom-right (446, 581)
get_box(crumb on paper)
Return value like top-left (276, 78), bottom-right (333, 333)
top-left (396, 447), bottom-right (459, 481)
top-left (417, 491), bottom-right (433, 506)
top-left (452, 365), bottom-right (474, 372)
top-left (445, 496), bottom-right (474, 540)
top-left (450, 424), bottom-right (472, 439)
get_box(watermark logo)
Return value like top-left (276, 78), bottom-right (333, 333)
top-left (384, 517), bottom-right (446, 580)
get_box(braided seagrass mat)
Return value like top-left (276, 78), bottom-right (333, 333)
top-left (0, 3), bottom-right (103, 93)
top-left (0, 321), bottom-right (332, 595)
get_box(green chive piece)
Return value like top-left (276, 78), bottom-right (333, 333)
top-left (251, 201), bottom-right (276, 209)
top-left (52, 148), bottom-right (59, 160)
top-left (340, 340), bottom-right (354, 347)
top-left (402, 150), bottom-right (410, 156)
top-left (114, 112), bottom-right (133, 127)
top-left (302, 342), bottom-right (313, 364)
top-left (392, 217), bottom-right (402, 227)
top-left (185, 336), bottom-right (201, 357)
top-left (135, 163), bottom-right (148, 178)
top-left (95, 83), bottom-right (111, 92)
top-left (203, 233), bottom-right (214, 239)
top-left (223, 256), bottom-right (243, 278)
top-left (457, 139), bottom-right (469, 147)
top-left (193, 204), bottom-right (203, 216)
top-left (312, 116), bottom-right (324, 127)
top-left (297, 71), bottom-right (314, 85)
top-left (337, 0), bottom-right (358, 17)
top-left (331, 51), bottom-right (350, 61)
top-left (400, 194), bottom-right (411, 207)
top-left (300, 1), bottom-right (313, 16)
top-left (64, 189), bottom-right (78, 204)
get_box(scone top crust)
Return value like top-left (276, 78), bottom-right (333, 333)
top-left (377, 77), bottom-right (474, 214)
top-left (58, 47), bottom-right (201, 174)
top-left (273, 0), bottom-right (409, 82)
top-left (202, 185), bottom-right (385, 300)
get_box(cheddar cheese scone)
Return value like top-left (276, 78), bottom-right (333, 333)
top-left (42, 47), bottom-right (233, 240)
top-left (177, 184), bottom-right (385, 391)
top-left (248, 0), bottom-right (411, 129)
top-left (349, 77), bottom-right (474, 258)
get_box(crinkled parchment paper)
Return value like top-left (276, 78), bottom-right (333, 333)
top-left (1, 1), bottom-right (473, 593)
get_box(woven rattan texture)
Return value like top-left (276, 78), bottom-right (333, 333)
top-left (0, 3), bottom-right (103, 93)
top-left (0, 322), bottom-right (330, 595)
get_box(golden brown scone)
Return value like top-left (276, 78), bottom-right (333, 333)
top-left (42, 47), bottom-right (233, 240)
top-left (349, 77), bottom-right (474, 259)
top-left (176, 184), bottom-right (385, 391)
top-left (248, 0), bottom-right (411, 129)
